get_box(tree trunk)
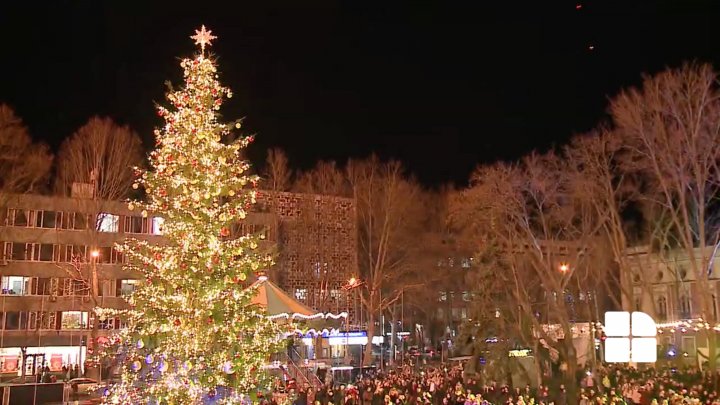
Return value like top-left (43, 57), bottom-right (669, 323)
top-left (532, 340), bottom-right (542, 388)
top-left (20, 347), bottom-right (27, 380)
top-left (86, 260), bottom-right (101, 380)
top-left (390, 305), bottom-right (397, 367)
top-left (565, 341), bottom-right (579, 405)
top-left (364, 317), bottom-right (376, 367)
top-left (707, 330), bottom-right (717, 375)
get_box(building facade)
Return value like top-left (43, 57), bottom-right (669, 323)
top-left (623, 245), bottom-right (720, 363)
top-left (257, 191), bottom-right (357, 317)
top-left (0, 190), bottom-right (357, 378)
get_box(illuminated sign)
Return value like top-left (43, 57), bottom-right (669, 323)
top-left (328, 331), bottom-right (368, 346)
top-left (604, 311), bottom-right (657, 363)
top-left (508, 349), bottom-right (531, 357)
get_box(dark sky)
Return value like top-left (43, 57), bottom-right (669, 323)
top-left (2, 1), bottom-right (719, 187)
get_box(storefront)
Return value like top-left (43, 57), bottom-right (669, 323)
top-left (0, 346), bottom-right (86, 375)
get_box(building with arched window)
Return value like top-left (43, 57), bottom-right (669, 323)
top-left (623, 245), bottom-right (720, 364)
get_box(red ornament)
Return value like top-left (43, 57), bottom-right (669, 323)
top-left (155, 253), bottom-right (162, 260)
top-left (174, 319), bottom-right (181, 327)
top-left (220, 227), bottom-right (230, 237)
top-left (207, 317), bottom-right (213, 324)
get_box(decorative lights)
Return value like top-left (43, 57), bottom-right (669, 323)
top-left (100, 27), bottom-right (286, 404)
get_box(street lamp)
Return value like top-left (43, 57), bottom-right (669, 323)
top-left (90, 250), bottom-right (100, 259)
top-left (559, 263), bottom-right (569, 273)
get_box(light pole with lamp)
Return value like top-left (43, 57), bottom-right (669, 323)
top-left (342, 277), bottom-right (364, 366)
top-left (558, 262), bottom-right (600, 374)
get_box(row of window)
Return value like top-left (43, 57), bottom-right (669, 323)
top-left (5, 209), bottom-right (164, 235)
top-left (437, 307), bottom-right (468, 320)
top-left (294, 288), bottom-right (343, 301)
top-left (5, 209), bottom-right (270, 239)
top-left (439, 291), bottom-right (473, 302)
top-left (0, 311), bottom-right (125, 331)
top-left (633, 292), bottom-right (717, 321)
top-left (437, 258), bottom-right (473, 268)
top-left (0, 276), bottom-right (137, 297)
top-left (1, 242), bottom-right (126, 264)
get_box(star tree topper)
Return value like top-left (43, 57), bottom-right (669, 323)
top-left (191, 25), bottom-right (217, 52)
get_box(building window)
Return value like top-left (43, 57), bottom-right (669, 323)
top-left (634, 296), bottom-right (642, 312)
top-left (8, 209), bottom-right (27, 227)
top-left (680, 294), bottom-right (691, 319)
top-left (124, 216), bottom-right (145, 234)
top-left (61, 311), bottom-right (88, 329)
top-left (295, 288), bottom-right (307, 301)
top-left (100, 280), bottom-right (115, 297)
top-left (35, 278), bottom-right (51, 295)
top-left (1, 276), bottom-right (30, 295)
top-left (96, 213), bottom-right (119, 233)
top-left (40, 211), bottom-right (57, 228)
top-left (38, 244), bottom-right (54, 262)
top-left (657, 296), bottom-right (668, 321)
top-left (99, 318), bottom-right (116, 330)
top-left (152, 217), bottom-right (164, 235)
top-left (120, 280), bottom-right (138, 296)
top-left (681, 336), bottom-right (696, 357)
top-left (439, 292), bottom-right (447, 302)
top-left (3, 312), bottom-right (22, 330)
top-left (462, 292), bottom-right (471, 302)
top-left (62, 279), bottom-right (88, 296)
top-left (330, 289), bottom-right (341, 300)
top-left (33, 311), bottom-right (56, 330)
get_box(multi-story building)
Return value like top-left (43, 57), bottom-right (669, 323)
top-left (623, 245), bottom-right (720, 363)
top-left (0, 190), bottom-right (357, 379)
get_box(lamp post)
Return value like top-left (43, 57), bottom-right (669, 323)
top-left (342, 277), bottom-right (364, 366)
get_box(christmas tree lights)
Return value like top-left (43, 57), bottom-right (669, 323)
top-left (101, 27), bottom-right (283, 404)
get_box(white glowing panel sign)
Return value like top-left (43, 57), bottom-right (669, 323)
top-left (604, 311), bottom-right (656, 363)
top-left (327, 331), bottom-right (368, 346)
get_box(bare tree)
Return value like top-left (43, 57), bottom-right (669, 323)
top-left (0, 104), bottom-right (52, 195)
top-left (293, 160), bottom-right (349, 197)
top-left (610, 63), bottom-right (720, 370)
top-left (54, 117), bottom-right (143, 379)
top-left (454, 153), bottom-right (606, 403)
top-left (346, 155), bottom-right (427, 365)
top-left (262, 148), bottom-right (292, 191)
top-left (55, 116), bottom-right (144, 200)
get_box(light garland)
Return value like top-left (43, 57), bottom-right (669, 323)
top-left (592, 318), bottom-right (720, 335)
top-left (100, 27), bottom-right (288, 404)
top-left (266, 312), bottom-right (349, 321)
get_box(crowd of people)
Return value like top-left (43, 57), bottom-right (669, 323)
top-left (268, 364), bottom-right (720, 405)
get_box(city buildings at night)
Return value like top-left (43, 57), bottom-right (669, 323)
top-left (0, 189), bottom-right (357, 378)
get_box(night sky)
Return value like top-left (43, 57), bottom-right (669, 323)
top-left (2, 1), bottom-right (719, 187)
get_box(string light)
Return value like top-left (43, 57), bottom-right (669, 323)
top-left (100, 27), bottom-right (288, 404)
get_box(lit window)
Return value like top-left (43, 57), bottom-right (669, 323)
top-left (96, 213), bottom-right (119, 233)
top-left (61, 311), bottom-right (88, 329)
top-left (120, 280), bottom-right (138, 296)
top-left (295, 288), bottom-right (307, 301)
top-left (330, 289), bottom-right (342, 300)
top-left (439, 292), bottom-right (447, 302)
top-left (152, 217), bottom-right (165, 235)
top-left (1, 276), bottom-right (30, 295)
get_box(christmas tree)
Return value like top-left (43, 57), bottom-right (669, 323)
top-left (103, 26), bottom-right (282, 404)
